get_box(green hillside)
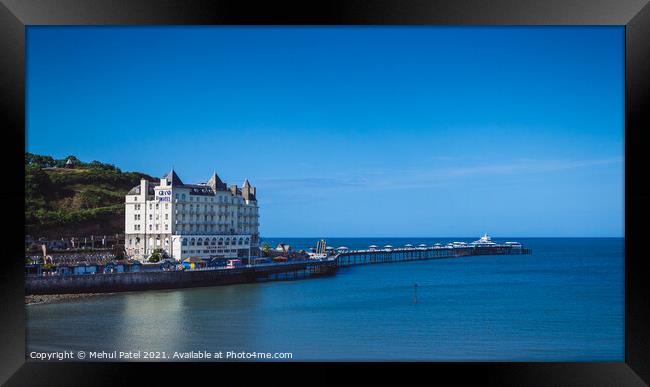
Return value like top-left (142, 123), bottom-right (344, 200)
top-left (25, 153), bottom-right (156, 238)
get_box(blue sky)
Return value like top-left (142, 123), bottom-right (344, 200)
top-left (26, 26), bottom-right (624, 237)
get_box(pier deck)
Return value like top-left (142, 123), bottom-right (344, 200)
top-left (335, 245), bottom-right (531, 267)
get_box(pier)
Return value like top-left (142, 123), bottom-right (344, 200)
top-left (335, 244), bottom-right (531, 267)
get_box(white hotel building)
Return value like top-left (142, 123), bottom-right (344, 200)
top-left (124, 170), bottom-right (260, 262)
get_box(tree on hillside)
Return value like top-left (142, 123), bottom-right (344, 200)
top-left (25, 153), bottom-right (56, 168)
top-left (89, 160), bottom-right (121, 172)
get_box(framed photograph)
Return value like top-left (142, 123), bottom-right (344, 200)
top-left (1, 0), bottom-right (648, 385)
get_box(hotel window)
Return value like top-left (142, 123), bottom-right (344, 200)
top-left (165, 203), bottom-right (168, 209)
top-left (155, 203), bottom-right (159, 209)
top-left (182, 194), bottom-right (186, 200)
top-left (149, 225), bottom-right (152, 231)
top-left (165, 214), bottom-right (168, 220)
top-left (165, 224), bottom-right (168, 231)
top-left (149, 214), bottom-right (153, 220)
top-left (155, 225), bottom-right (159, 230)
top-left (149, 204), bottom-right (152, 210)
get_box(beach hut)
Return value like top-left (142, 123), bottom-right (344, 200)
top-left (336, 246), bottom-right (349, 251)
top-left (72, 264), bottom-right (97, 275)
top-left (384, 245), bottom-right (393, 250)
top-left (182, 257), bottom-right (203, 270)
top-left (103, 262), bottom-right (116, 274)
top-left (56, 265), bottom-right (72, 276)
top-left (368, 245), bottom-right (378, 251)
top-left (127, 261), bottom-right (142, 272)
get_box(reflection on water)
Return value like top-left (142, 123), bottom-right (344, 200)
top-left (26, 238), bottom-right (624, 361)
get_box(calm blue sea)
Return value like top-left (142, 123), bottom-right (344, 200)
top-left (26, 237), bottom-right (624, 361)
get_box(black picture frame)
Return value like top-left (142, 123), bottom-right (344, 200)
top-left (1, 0), bottom-right (648, 385)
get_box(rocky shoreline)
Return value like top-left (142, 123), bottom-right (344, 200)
top-left (25, 293), bottom-right (113, 305)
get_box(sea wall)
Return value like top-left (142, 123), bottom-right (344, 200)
top-left (26, 269), bottom-right (251, 295)
top-left (25, 260), bottom-right (338, 295)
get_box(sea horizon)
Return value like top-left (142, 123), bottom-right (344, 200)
top-left (262, 236), bottom-right (624, 239)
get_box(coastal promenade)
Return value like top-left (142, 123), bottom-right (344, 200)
top-left (25, 243), bottom-right (530, 295)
